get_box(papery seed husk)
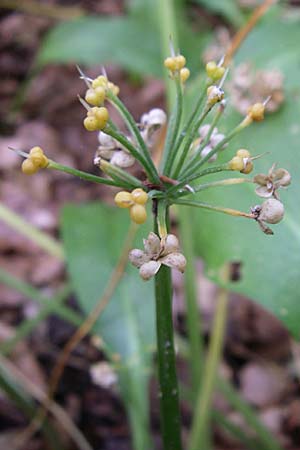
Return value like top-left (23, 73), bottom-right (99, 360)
top-left (162, 234), bottom-right (179, 255)
top-left (143, 232), bottom-right (161, 257)
top-left (160, 252), bottom-right (187, 273)
top-left (139, 260), bottom-right (161, 280)
top-left (110, 150), bottom-right (135, 168)
top-left (129, 249), bottom-right (148, 268)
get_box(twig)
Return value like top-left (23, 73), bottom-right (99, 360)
top-left (224, 0), bottom-right (276, 66)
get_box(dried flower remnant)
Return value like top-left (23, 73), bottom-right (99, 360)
top-left (140, 108), bottom-right (167, 147)
top-left (254, 164), bottom-right (291, 199)
top-left (228, 62), bottom-right (284, 116)
top-left (95, 131), bottom-right (135, 169)
top-left (197, 124), bottom-right (226, 162)
top-left (129, 233), bottom-right (186, 280)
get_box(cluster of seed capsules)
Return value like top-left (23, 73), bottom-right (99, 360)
top-left (114, 188), bottom-right (149, 224)
top-left (82, 75), bottom-right (119, 132)
top-left (21, 146), bottom-right (49, 175)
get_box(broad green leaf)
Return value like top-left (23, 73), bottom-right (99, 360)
top-left (37, 17), bottom-right (163, 77)
top-left (61, 203), bottom-right (155, 450)
top-left (36, 10), bottom-right (210, 79)
top-left (193, 0), bottom-right (245, 27)
top-left (187, 12), bottom-right (300, 337)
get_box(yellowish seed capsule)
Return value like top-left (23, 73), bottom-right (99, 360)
top-left (131, 188), bottom-right (148, 205)
top-left (174, 55), bottom-right (186, 70)
top-left (130, 204), bottom-right (147, 224)
top-left (248, 103), bottom-right (265, 121)
top-left (83, 116), bottom-right (100, 131)
top-left (236, 149), bottom-right (251, 159)
top-left (229, 156), bottom-right (244, 171)
top-left (29, 147), bottom-right (49, 168)
top-left (107, 81), bottom-right (120, 96)
top-left (206, 61), bottom-right (217, 78)
top-left (92, 75), bottom-right (107, 89)
top-left (180, 67), bottom-right (190, 83)
top-left (85, 86), bottom-right (106, 106)
top-left (241, 160), bottom-right (253, 174)
top-left (164, 57), bottom-right (176, 71)
top-left (213, 66), bottom-right (225, 81)
top-left (94, 107), bottom-right (109, 128)
top-left (29, 146), bottom-right (43, 155)
top-left (114, 191), bottom-right (134, 208)
top-left (22, 158), bottom-right (39, 175)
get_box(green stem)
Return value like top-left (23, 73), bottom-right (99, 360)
top-left (189, 267), bottom-right (230, 450)
top-left (186, 102), bottom-right (224, 163)
top-left (179, 207), bottom-right (203, 397)
top-left (98, 159), bottom-right (143, 189)
top-left (107, 92), bottom-right (160, 184)
top-left (183, 116), bottom-right (252, 180)
top-left (154, 204), bottom-right (182, 450)
top-left (163, 78), bottom-right (183, 175)
top-left (156, 0), bottom-right (178, 110)
top-left (174, 199), bottom-right (254, 219)
top-left (0, 203), bottom-right (64, 260)
top-left (175, 177), bottom-right (253, 199)
top-left (48, 160), bottom-right (129, 189)
top-left (105, 126), bottom-right (154, 176)
top-left (167, 164), bottom-right (230, 196)
top-left (172, 103), bottom-right (212, 179)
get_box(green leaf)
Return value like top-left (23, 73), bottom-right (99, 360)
top-left (36, 7), bottom-right (210, 79)
top-left (187, 12), bottom-right (300, 337)
top-left (37, 16), bottom-right (163, 77)
top-left (192, 0), bottom-right (245, 27)
top-left (61, 203), bottom-right (154, 449)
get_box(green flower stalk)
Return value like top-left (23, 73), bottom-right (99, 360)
top-left (14, 52), bottom-right (291, 450)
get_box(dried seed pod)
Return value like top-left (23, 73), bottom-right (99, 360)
top-left (128, 249), bottom-right (148, 268)
top-left (162, 234), bottom-right (179, 255)
top-left (159, 252), bottom-right (187, 273)
top-left (258, 198), bottom-right (285, 224)
top-left (110, 150), bottom-right (135, 168)
top-left (143, 232), bottom-right (161, 256)
top-left (139, 260), bottom-right (161, 280)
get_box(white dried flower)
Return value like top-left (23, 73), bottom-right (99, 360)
top-left (198, 125), bottom-right (226, 162)
top-left (129, 232), bottom-right (186, 281)
top-left (95, 131), bottom-right (136, 169)
top-left (140, 108), bottom-right (167, 147)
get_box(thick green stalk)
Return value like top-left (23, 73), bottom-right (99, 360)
top-left (0, 203), bottom-right (63, 260)
top-left (179, 207), bottom-right (203, 397)
top-left (189, 270), bottom-right (229, 450)
top-left (154, 205), bottom-right (182, 450)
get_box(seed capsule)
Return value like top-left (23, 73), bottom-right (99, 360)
top-left (130, 204), bottom-right (147, 224)
top-left (259, 198), bottom-right (284, 224)
top-left (131, 188), bottom-right (148, 205)
top-left (22, 159), bottom-right (39, 175)
top-left (114, 191), bottom-right (133, 208)
top-left (236, 149), bottom-right (251, 159)
top-left (248, 103), bottom-right (265, 121)
top-left (229, 156), bottom-right (244, 172)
